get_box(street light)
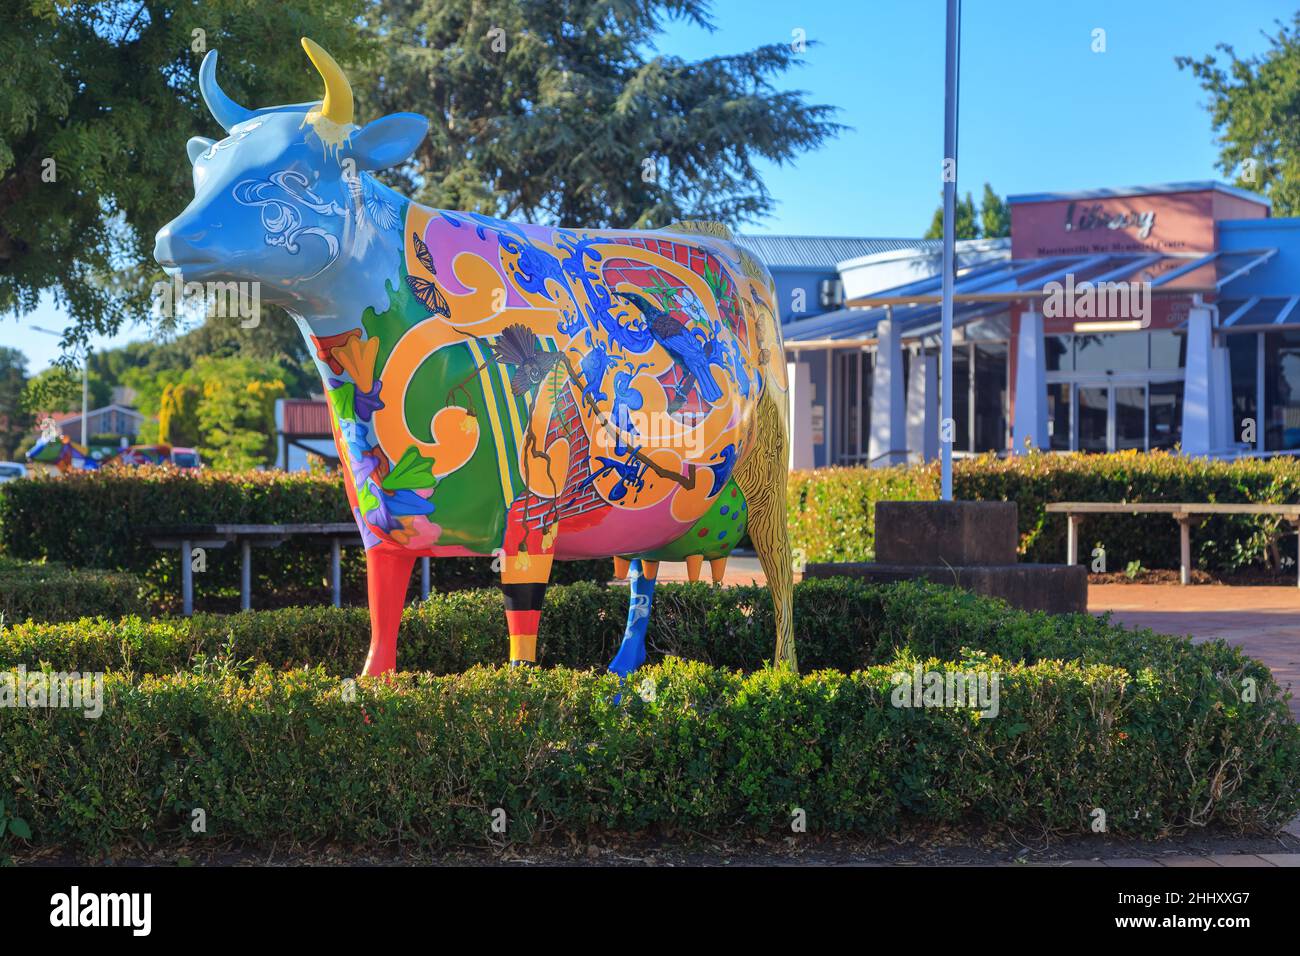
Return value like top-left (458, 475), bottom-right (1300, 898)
top-left (30, 325), bottom-right (90, 447)
top-left (939, 0), bottom-right (961, 501)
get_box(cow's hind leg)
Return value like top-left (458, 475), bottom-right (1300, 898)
top-left (608, 558), bottom-right (658, 677)
top-left (499, 532), bottom-right (556, 667)
top-left (363, 545), bottom-right (417, 676)
top-left (734, 391), bottom-right (797, 670)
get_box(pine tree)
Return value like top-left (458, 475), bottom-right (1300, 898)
top-left (355, 0), bottom-right (843, 228)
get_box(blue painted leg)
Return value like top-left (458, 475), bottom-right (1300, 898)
top-left (608, 558), bottom-right (657, 678)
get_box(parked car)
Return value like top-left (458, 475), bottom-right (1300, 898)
top-left (0, 461), bottom-right (28, 482)
top-left (109, 444), bottom-right (203, 469)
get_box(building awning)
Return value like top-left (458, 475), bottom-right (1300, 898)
top-left (1215, 296), bottom-right (1300, 331)
top-left (845, 249), bottom-right (1276, 307)
top-left (784, 248), bottom-right (1278, 349)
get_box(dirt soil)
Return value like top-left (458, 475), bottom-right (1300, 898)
top-left (11, 826), bottom-right (1299, 867)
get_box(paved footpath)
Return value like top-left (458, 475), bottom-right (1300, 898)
top-left (1090, 584), bottom-right (1300, 721)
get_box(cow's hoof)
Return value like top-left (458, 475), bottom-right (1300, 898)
top-left (509, 659), bottom-right (539, 669)
top-left (607, 641), bottom-right (646, 679)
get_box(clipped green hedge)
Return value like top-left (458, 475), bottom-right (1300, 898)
top-left (0, 578), bottom-right (1286, 700)
top-left (0, 557), bottom-right (146, 624)
top-left (1, 578), bottom-right (1296, 851)
top-left (0, 468), bottom-right (604, 609)
top-left (787, 451), bottom-right (1300, 573)
top-left (1, 657), bottom-right (1295, 852)
top-left (953, 452), bottom-right (1300, 573)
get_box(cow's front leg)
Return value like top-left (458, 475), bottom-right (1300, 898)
top-left (608, 558), bottom-right (658, 678)
top-left (499, 525), bottom-right (557, 667)
top-left (362, 545), bottom-right (416, 676)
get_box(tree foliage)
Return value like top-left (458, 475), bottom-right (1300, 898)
top-left (1177, 15), bottom-right (1300, 215)
top-left (923, 183), bottom-right (1008, 240)
top-left (355, 0), bottom-right (842, 228)
top-left (0, 347), bottom-right (31, 460)
top-left (0, 0), bottom-right (370, 357)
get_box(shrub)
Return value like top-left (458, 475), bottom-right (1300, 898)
top-left (0, 656), bottom-right (1294, 853)
top-left (0, 468), bottom-right (606, 609)
top-left (787, 451), bottom-right (1300, 573)
top-left (787, 464), bottom-right (936, 562)
top-left (0, 557), bottom-right (146, 624)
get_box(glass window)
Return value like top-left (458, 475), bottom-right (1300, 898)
top-left (952, 345), bottom-right (971, 452)
top-left (1227, 334), bottom-right (1257, 449)
top-left (1149, 331), bottom-right (1186, 370)
top-left (1073, 332), bottom-right (1148, 372)
top-left (1264, 330), bottom-right (1300, 451)
top-left (1149, 381), bottom-right (1183, 451)
top-left (1045, 335), bottom-right (1072, 372)
top-left (974, 342), bottom-right (1007, 453)
top-left (1047, 383), bottom-right (1071, 451)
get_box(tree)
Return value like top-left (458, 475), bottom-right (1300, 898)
top-left (0, 347), bottom-right (31, 460)
top-left (923, 184), bottom-right (1009, 240)
top-left (355, 0), bottom-right (843, 228)
top-left (923, 191), bottom-right (980, 240)
top-left (195, 358), bottom-right (286, 469)
top-left (0, 1), bottom-right (371, 358)
top-left (1177, 16), bottom-right (1300, 215)
top-left (980, 183), bottom-right (1010, 238)
top-left (158, 382), bottom-right (202, 447)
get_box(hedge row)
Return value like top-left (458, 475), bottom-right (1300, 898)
top-left (0, 468), bottom-right (604, 610)
top-left (2, 656), bottom-right (1295, 852)
top-left (787, 451), bottom-right (1300, 572)
top-left (0, 557), bottom-right (146, 624)
top-left (0, 578), bottom-right (1282, 692)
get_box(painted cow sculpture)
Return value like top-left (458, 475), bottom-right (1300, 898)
top-left (155, 39), bottom-right (795, 677)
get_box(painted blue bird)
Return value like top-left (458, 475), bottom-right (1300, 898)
top-left (614, 291), bottom-right (723, 413)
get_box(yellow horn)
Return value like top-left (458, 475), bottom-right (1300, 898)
top-left (301, 37), bottom-right (354, 126)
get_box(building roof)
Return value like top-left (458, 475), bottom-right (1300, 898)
top-left (736, 235), bottom-right (939, 271)
top-left (279, 399), bottom-right (332, 437)
top-left (785, 248), bottom-right (1278, 347)
top-left (49, 403), bottom-right (144, 424)
top-left (1007, 181), bottom-right (1270, 207)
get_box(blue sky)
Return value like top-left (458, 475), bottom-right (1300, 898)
top-left (7, 0), bottom-right (1296, 371)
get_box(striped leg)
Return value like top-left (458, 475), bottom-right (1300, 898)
top-left (499, 525), bottom-right (556, 666)
top-left (608, 559), bottom-right (658, 678)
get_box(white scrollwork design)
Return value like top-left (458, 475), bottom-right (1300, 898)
top-left (233, 170), bottom-right (345, 275)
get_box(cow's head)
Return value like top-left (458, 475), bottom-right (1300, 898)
top-left (154, 39), bottom-right (428, 311)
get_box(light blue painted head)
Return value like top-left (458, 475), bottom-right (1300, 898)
top-left (154, 39), bottom-right (429, 324)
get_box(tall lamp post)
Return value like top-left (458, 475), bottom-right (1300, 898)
top-left (940, 0), bottom-right (961, 501)
top-left (31, 325), bottom-right (90, 447)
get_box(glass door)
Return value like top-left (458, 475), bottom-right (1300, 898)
top-left (1077, 386), bottom-right (1109, 452)
top-left (1114, 385), bottom-right (1147, 451)
top-left (1066, 383), bottom-right (1150, 452)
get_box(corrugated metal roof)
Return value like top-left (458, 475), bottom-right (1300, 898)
top-left (281, 399), bottom-right (332, 436)
top-left (736, 235), bottom-right (939, 271)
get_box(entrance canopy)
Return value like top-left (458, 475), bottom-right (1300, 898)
top-left (783, 248), bottom-right (1277, 349)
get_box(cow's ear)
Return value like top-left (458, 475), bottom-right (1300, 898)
top-left (349, 113), bottom-right (429, 171)
top-left (187, 137), bottom-right (216, 164)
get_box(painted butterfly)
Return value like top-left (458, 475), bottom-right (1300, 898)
top-left (406, 232), bottom-right (451, 318)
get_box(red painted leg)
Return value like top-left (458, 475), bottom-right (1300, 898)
top-left (363, 546), bottom-right (416, 676)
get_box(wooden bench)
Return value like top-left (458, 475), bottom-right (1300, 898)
top-left (143, 523), bottom-right (431, 615)
top-left (1043, 503), bottom-right (1300, 586)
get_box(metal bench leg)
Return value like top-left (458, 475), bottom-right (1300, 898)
top-left (1177, 518), bottom-right (1191, 586)
top-left (181, 538), bottom-right (193, 616)
top-left (330, 538), bottom-right (342, 608)
top-left (241, 540), bottom-right (251, 611)
top-left (1066, 514), bottom-right (1081, 566)
top-left (421, 556), bottom-right (431, 600)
